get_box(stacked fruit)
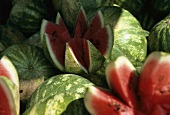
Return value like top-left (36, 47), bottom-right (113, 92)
top-left (0, 0), bottom-right (170, 114)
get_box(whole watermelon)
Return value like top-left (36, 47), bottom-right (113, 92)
top-left (7, 0), bottom-right (52, 37)
top-left (53, 0), bottom-right (113, 33)
top-left (148, 14), bottom-right (170, 54)
top-left (87, 6), bottom-right (148, 72)
top-left (113, 0), bottom-right (145, 17)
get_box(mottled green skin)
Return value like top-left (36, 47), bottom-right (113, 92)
top-left (114, 0), bottom-right (145, 17)
top-left (7, 0), bottom-right (47, 36)
top-left (87, 6), bottom-right (148, 72)
top-left (61, 98), bottom-right (90, 115)
top-left (0, 44), bottom-right (57, 80)
top-left (148, 14), bottom-right (170, 54)
top-left (0, 25), bottom-right (26, 48)
top-left (23, 31), bottom-right (42, 48)
top-left (56, 0), bottom-right (113, 33)
top-left (24, 74), bottom-right (93, 115)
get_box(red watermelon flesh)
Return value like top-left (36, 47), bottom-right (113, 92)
top-left (55, 13), bottom-right (68, 29)
top-left (105, 56), bottom-right (139, 109)
top-left (73, 7), bottom-right (88, 38)
top-left (42, 7), bottom-right (113, 73)
top-left (67, 38), bottom-right (89, 72)
top-left (83, 10), bottom-right (104, 40)
top-left (84, 86), bottom-right (145, 115)
top-left (138, 51), bottom-right (170, 113)
top-left (0, 56), bottom-right (19, 87)
top-left (0, 77), bottom-right (16, 115)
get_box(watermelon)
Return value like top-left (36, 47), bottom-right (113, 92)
top-left (113, 0), bottom-right (145, 17)
top-left (147, 14), bottom-right (170, 54)
top-left (53, 0), bottom-right (113, 32)
top-left (105, 56), bottom-right (139, 109)
top-left (7, 0), bottom-right (48, 36)
top-left (84, 86), bottom-right (144, 115)
top-left (0, 25), bottom-right (26, 48)
top-left (87, 6), bottom-right (148, 72)
top-left (40, 7), bottom-right (113, 74)
top-left (0, 56), bottom-right (19, 87)
top-left (0, 76), bottom-right (19, 115)
top-left (138, 51), bottom-right (170, 114)
top-left (23, 74), bottom-right (93, 115)
top-left (23, 31), bottom-right (42, 48)
top-left (0, 44), bottom-right (58, 80)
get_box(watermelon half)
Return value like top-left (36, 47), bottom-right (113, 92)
top-left (40, 7), bottom-right (113, 74)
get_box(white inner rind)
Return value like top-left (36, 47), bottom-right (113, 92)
top-left (1, 56), bottom-right (19, 87)
top-left (0, 78), bottom-right (16, 115)
top-left (45, 34), bottom-right (64, 71)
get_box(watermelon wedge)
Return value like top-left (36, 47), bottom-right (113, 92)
top-left (41, 7), bottom-right (113, 74)
top-left (105, 56), bottom-right (139, 109)
top-left (0, 76), bottom-right (19, 115)
top-left (0, 56), bottom-right (19, 87)
top-left (84, 86), bottom-right (144, 115)
top-left (138, 51), bottom-right (170, 114)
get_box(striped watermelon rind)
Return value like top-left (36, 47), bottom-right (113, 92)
top-left (23, 74), bottom-right (93, 115)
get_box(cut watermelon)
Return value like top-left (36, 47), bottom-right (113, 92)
top-left (84, 86), bottom-right (144, 115)
top-left (41, 7), bottom-right (113, 74)
top-left (105, 56), bottom-right (139, 109)
top-left (0, 76), bottom-right (19, 115)
top-left (138, 51), bottom-right (170, 114)
top-left (0, 56), bottom-right (19, 87)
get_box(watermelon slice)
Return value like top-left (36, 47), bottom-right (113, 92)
top-left (84, 86), bottom-right (144, 115)
top-left (0, 76), bottom-right (19, 115)
top-left (0, 56), bottom-right (19, 87)
top-left (105, 56), bottom-right (139, 109)
top-left (41, 7), bottom-right (113, 74)
top-left (138, 51), bottom-right (170, 114)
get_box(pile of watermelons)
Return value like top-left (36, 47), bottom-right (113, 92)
top-left (0, 0), bottom-right (170, 114)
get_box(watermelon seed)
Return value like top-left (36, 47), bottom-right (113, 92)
top-left (20, 90), bottom-right (23, 93)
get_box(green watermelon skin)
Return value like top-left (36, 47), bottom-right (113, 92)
top-left (7, 0), bottom-right (48, 36)
top-left (0, 25), bottom-right (26, 48)
top-left (56, 0), bottom-right (113, 33)
top-left (0, 44), bottom-right (58, 80)
top-left (148, 14), bottom-right (170, 54)
top-left (87, 6), bottom-right (148, 72)
top-left (24, 74), bottom-right (93, 115)
top-left (114, 0), bottom-right (145, 17)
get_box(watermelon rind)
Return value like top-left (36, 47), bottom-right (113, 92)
top-left (0, 76), bottom-right (19, 115)
top-left (44, 34), bottom-right (65, 71)
top-left (65, 41), bottom-right (88, 74)
top-left (0, 44), bottom-right (57, 80)
top-left (24, 74), bottom-right (94, 115)
top-left (87, 40), bottom-right (105, 73)
top-left (0, 56), bottom-right (19, 87)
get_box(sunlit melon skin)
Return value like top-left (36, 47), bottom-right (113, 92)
top-left (84, 86), bottom-right (144, 115)
top-left (87, 6), bottom-right (148, 72)
top-left (138, 51), bottom-right (170, 114)
top-left (105, 56), bottom-right (139, 109)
